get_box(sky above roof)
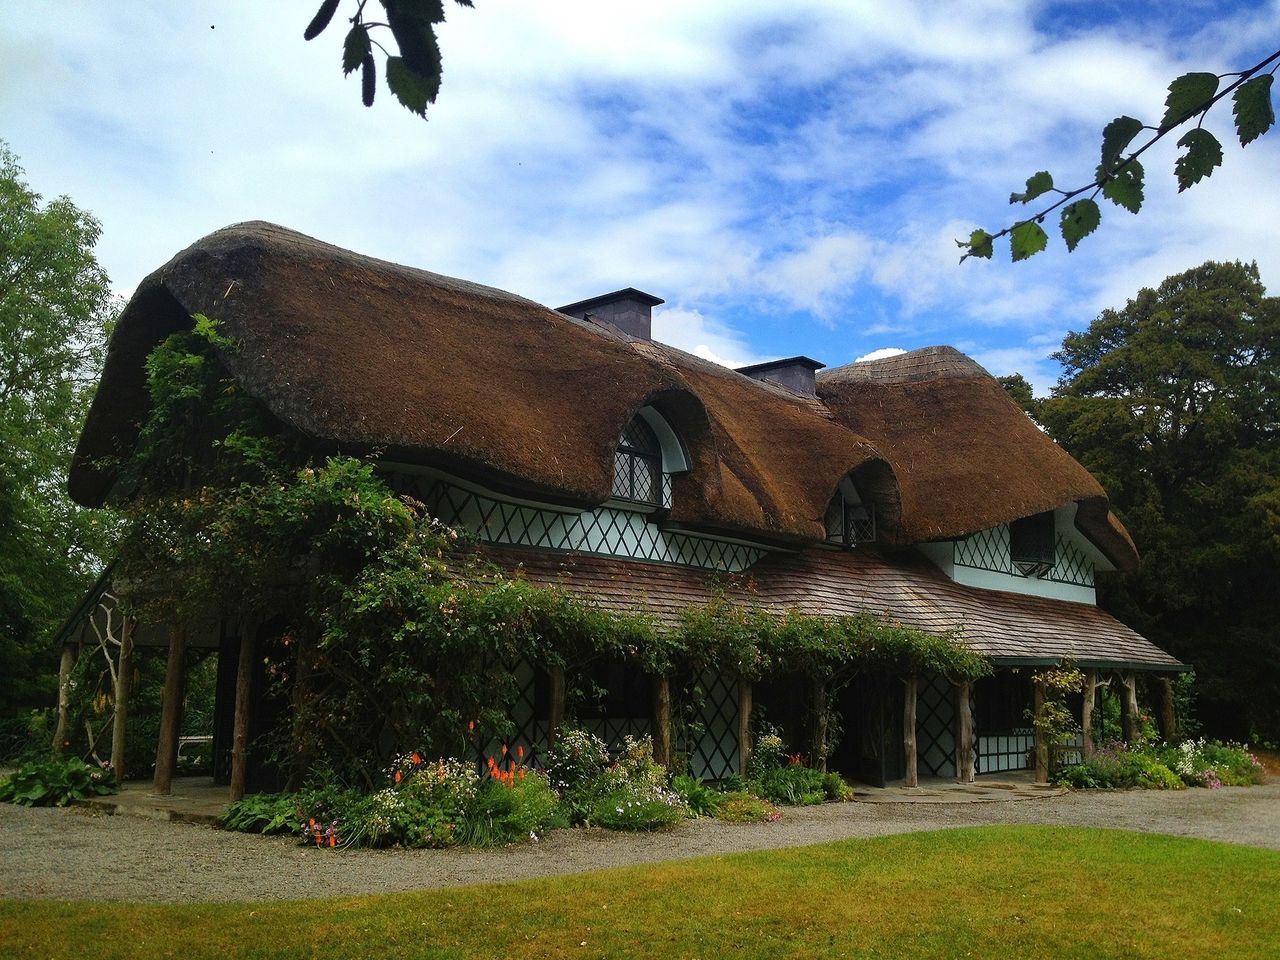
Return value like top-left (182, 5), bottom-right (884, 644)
top-left (6, 1), bottom-right (1279, 392)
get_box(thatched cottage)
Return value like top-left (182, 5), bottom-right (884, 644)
top-left (62, 222), bottom-right (1181, 795)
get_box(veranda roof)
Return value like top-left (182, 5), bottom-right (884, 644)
top-left (484, 545), bottom-right (1182, 670)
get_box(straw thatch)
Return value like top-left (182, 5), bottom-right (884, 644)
top-left (70, 222), bottom-right (1135, 566)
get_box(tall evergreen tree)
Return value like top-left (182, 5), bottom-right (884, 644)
top-left (1040, 261), bottom-right (1280, 740)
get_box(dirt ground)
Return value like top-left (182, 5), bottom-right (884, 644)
top-left (2, 781), bottom-right (1278, 904)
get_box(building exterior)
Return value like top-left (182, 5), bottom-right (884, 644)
top-left (64, 222), bottom-right (1182, 793)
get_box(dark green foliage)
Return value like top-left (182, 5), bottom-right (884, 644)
top-left (1060, 199), bottom-right (1100, 252)
top-left (0, 756), bottom-right (116, 806)
top-left (220, 792), bottom-right (298, 834)
top-left (1055, 745), bottom-right (1184, 791)
top-left (996, 373), bottom-right (1039, 419)
top-left (457, 775), bottom-right (567, 846)
top-left (0, 144), bottom-right (114, 719)
top-left (1173, 128), bottom-right (1223, 192)
top-left (1100, 116), bottom-right (1143, 171)
top-left (1232, 75), bottom-right (1275, 146)
top-left (748, 765), bottom-right (827, 806)
top-left (1040, 261), bottom-right (1280, 740)
top-left (1160, 72), bottom-right (1219, 130)
top-left (671, 774), bottom-right (722, 817)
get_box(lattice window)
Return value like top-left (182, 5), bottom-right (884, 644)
top-left (684, 670), bottom-right (741, 781)
top-left (953, 524), bottom-right (1094, 588)
top-left (613, 417), bottom-right (662, 506)
top-left (394, 474), bottom-right (764, 573)
top-left (915, 672), bottom-right (956, 778)
top-left (824, 490), bottom-right (876, 547)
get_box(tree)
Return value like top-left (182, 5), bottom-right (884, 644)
top-left (0, 144), bottom-right (115, 720)
top-left (961, 48), bottom-right (1280, 262)
top-left (302, 0), bottom-right (474, 117)
top-left (1036, 261), bottom-right (1280, 739)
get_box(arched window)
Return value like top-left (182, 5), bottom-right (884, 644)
top-left (612, 416), bottom-right (663, 505)
top-left (824, 476), bottom-right (875, 547)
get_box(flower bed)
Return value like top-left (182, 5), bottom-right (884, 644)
top-left (1055, 739), bottom-right (1265, 791)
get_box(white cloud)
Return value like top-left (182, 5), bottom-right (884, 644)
top-left (651, 306), bottom-right (764, 369)
top-left (855, 347), bottom-right (908, 363)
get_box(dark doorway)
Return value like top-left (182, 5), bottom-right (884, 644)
top-left (829, 673), bottom-right (905, 787)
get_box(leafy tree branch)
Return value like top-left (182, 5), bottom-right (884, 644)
top-left (303, 0), bottom-right (475, 117)
top-left (961, 47), bottom-right (1280, 263)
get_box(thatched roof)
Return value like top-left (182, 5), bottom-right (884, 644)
top-left (70, 222), bottom-right (1135, 566)
top-left (818, 348), bottom-right (1136, 567)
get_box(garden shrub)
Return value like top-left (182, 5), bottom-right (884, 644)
top-left (1158, 739), bottom-right (1265, 788)
top-left (0, 756), bottom-right (116, 807)
top-left (714, 791), bottom-right (779, 823)
top-left (749, 765), bottom-right (827, 806)
top-left (671, 774), bottom-right (722, 817)
top-left (458, 770), bottom-right (566, 846)
top-left (220, 791), bottom-right (298, 834)
top-left (588, 781), bottom-right (687, 831)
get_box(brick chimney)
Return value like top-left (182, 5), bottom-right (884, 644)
top-left (557, 288), bottom-right (664, 341)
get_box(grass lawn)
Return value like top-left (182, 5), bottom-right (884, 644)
top-left (2, 826), bottom-right (1279, 959)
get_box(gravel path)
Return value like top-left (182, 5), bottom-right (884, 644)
top-left (2, 782), bottom-right (1278, 903)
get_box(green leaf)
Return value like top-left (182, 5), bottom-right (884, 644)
top-left (1009, 171), bottom-right (1054, 205)
top-left (1010, 220), bottom-right (1048, 262)
top-left (386, 57), bottom-right (440, 117)
top-left (958, 229), bottom-right (994, 262)
top-left (304, 0), bottom-right (340, 41)
top-left (1060, 199), bottom-right (1101, 252)
top-left (343, 25), bottom-right (371, 76)
top-left (1100, 116), bottom-right (1144, 172)
top-left (1232, 75), bottom-right (1275, 146)
top-left (1100, 159), bottom-right (1145, 213)
top-left (1174, 128), bottom-right (1223, 191)
top-left (1160, 72), bottom-right (1219, 130)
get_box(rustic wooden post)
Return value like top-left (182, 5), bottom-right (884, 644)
top-left (1156, 675), bottom-right (1177, 742)
top-left (229, 627), bottom-right (257, 803)
top-left (903, 675), bottom-right (918, 787)
top-left (651, 674), bottom-right (672, 768)
top-left (110, 618), bottom-right (134, 782)
top-left (810, 676), bottom-right (828, 771)
top-left (955, 681), bottom-right (975, 783)
top-left (1121, 671), bottom-right (1139, 744)
top-left (547, 665), bottom-right (566, 748)
top-left (1033, 676), bottom-right (1049, 783)
top-left (152, 624), bottom-right (188, 795)
top-left (51, 643), bottom-right (78, 755)
top-left (1081, 669), bottom-right (1098, 758)
top-left (737, 678), bottom-right (753, 777)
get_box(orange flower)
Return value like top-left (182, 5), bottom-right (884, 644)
top-left (517, 745), bottom-right (524, 759)
top-left (501, 744), bottom-right (508, 756)
top-left (411, 752), bottom-right (422, 765)
top-left (394, 770), bottom-right (402, 784)
top-left (468, 720), bottom-right (475, 732)
top-left (329, 835), bottom-right (336, 848)
top-left (308, 818), bottom-right (317, 828)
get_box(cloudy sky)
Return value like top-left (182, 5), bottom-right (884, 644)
top-left (5, 1), bottom-right (1279, 390)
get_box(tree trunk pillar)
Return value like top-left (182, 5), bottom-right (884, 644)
top-left (229, 627), bottom-right (257, 803)
top-left (737, 678), bottom-right (753, 777)
top-left (1156, 675), bottom-right (1177, 743)
top-left (955, 681), bottom-right (975, 784)
top-left (652, 674), bottom-right (672, 768)
top-left (152, 625), bottom-right (188, 796)
top-left (110, 619), bottom-right (134, 782)
top-left (1081, 669), bottom-right (1098, 758)
top-left (1033, 678), bottom-right (1049, 784)
top-left (810, 677), bottom-right (828, 771)
top-left (547, 665), bottom-right (566, 749)
top-left (1121, 671), bottom-right (1139, 744)
top-left (903, 675), bottom-right (918, 788)
top-left (52, 644), bottom-right (77, 755)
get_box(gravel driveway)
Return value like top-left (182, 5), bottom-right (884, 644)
top-left (2, 782), bottom-right (1278, 903)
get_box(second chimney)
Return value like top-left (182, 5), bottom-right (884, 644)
top-left (557, 288), bottom-right (664, 341)
top-left (735, 356), bottom-right (826, 397)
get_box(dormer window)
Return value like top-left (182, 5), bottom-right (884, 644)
top-left (1010, 511), bottom-right (1056, 577)
top-left (613, 416), bottom-right (663, 505)
top-left (825, 476), bottom-right (875, 547)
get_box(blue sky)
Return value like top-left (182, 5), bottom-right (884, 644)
top-left (5, 1), bottom-right (1279, 392)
